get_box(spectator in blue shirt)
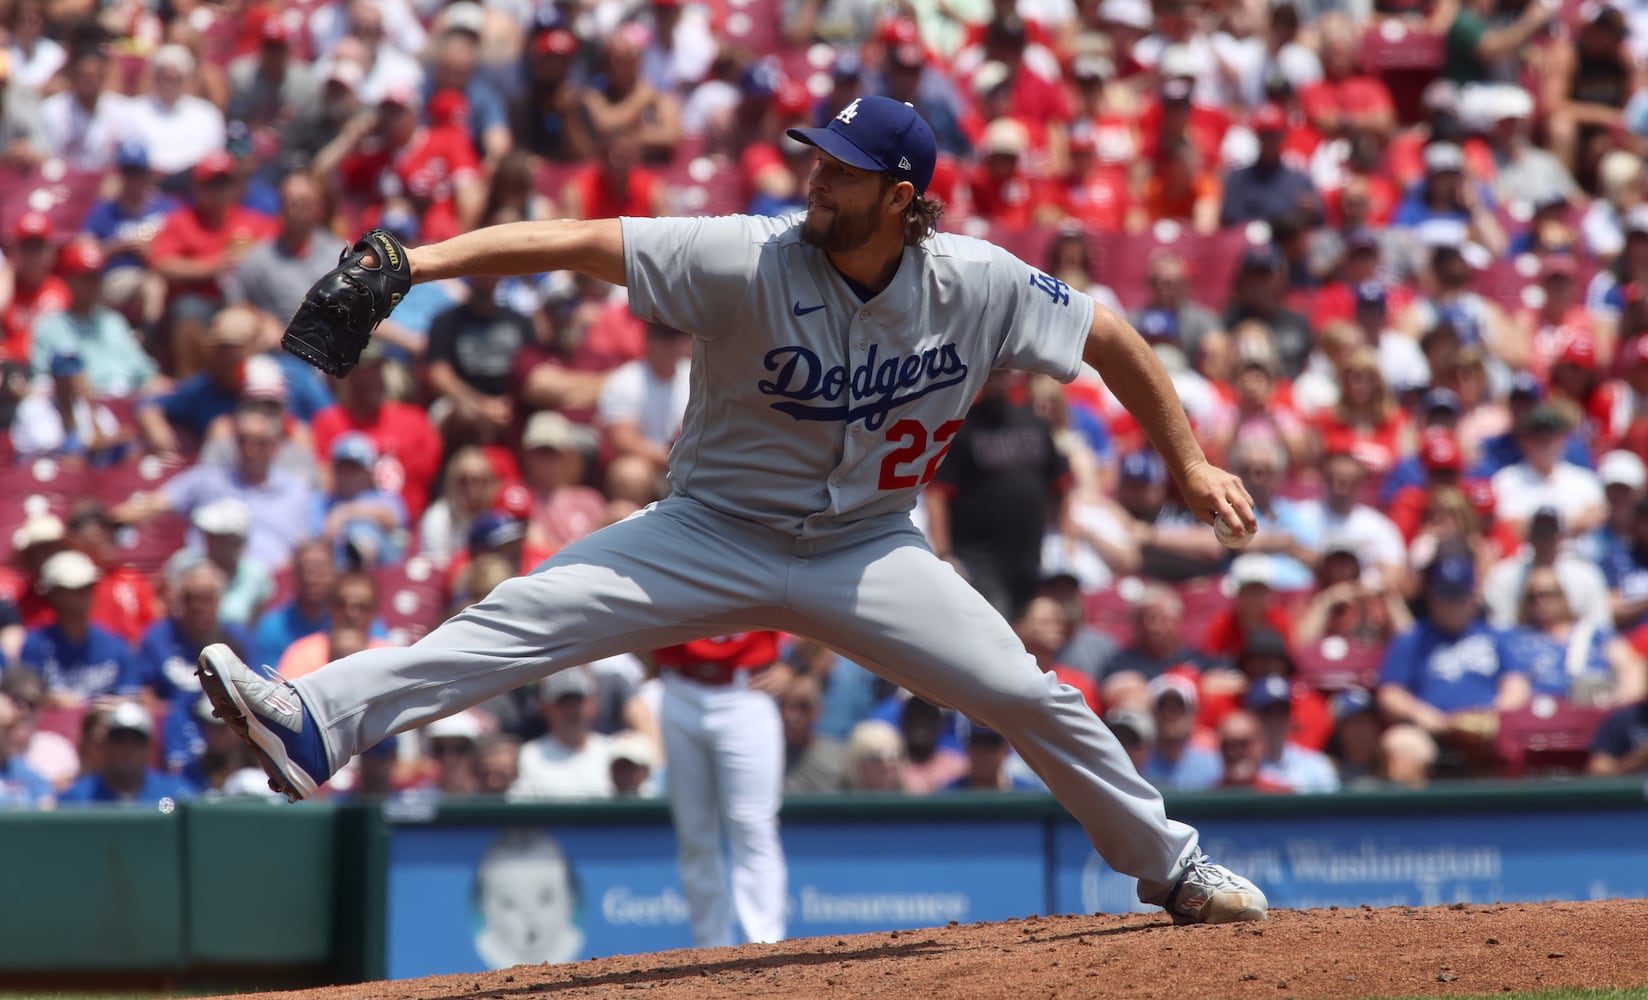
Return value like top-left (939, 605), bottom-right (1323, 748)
top-left (1470, 373), bottom-right (1592, 479)
top-left (18, 551), bottom-right (134, 706)
top-left (117, 405), bottom-right (317, 571)
top-left (1582, 451), bottom-right (1647, 567)
top-left (1247, 675), bottom-right (1341, 793)
top-left (1219, 104), bottom-right (1322, 229)
top-left (0, 692), bottom-right (54, 809)
top-left (1377, 543), bottom-right (1530, 741)
top-left (315, 433), bottom-right (409, 569)
top-left (135, 305), bottom-right (258, 456)
top-left (1587, 698), bottom-right (1648, 774)
top-left (1498, 566), bottom-right (1646, 705)
top-left (1390, 142), bottom-right (1505, 254)
top-left (1602, 495), bottom-right (1648, 633)
top-left (59, 702), bottom-right (194, 806)
top-left (79, 141), bottom-right (178, 272)
top-left (126, 562), bottom-right (254, 707)
top-left (1140, 673), bottom-right (1222, 791)
top-left (250, 539), bottom-right (336, 668)
top-left (942, 725), bottom-right (1041, 791)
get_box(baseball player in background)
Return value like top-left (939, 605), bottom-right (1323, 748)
top-left (199, 95), bottom-right (1269, 926)
top-left (654, 632), bottom-right (788, 946)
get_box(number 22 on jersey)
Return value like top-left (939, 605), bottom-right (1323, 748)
top-left (878, 419), bottom-right (964, 490)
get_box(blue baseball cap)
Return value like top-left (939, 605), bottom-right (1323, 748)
top-left (330, 432), bottom-right (378, 467)
top-left (1508, 371), bottom-right (1543, 401)
top-left (468, 511), bottom-right (526, 551)
top-left (1330, 688), bottom-right (1375, 723)
top-left (787, 95), bottom-right (937, 195)
top-left (115, 140), bottom-right (150, 171)
top-left (1427, 548), bottom-right (1476, 599)
top-left (1354, 280), bottom-right (1388, 309)
top-left (1245, 674), bottom-right (1292, 712)
top-left (1119, 448), bottom-right (1168, 486)
top-left (1138, 308), bottom-right (1179, 343)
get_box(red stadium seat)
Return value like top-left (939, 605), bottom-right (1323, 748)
top-left (1495, 698), bottom-right (1610, 777)
top-left (1293, 636), bottom-right (1385, 691)
top-left (374, 555), bottom-right (449, 645)
top-left (112, 514), bottom-right (189, 577)
top-left (1358, 22), bottom-right (1444, 125)
top-left (1084, 584), bottom-right (1137, 645)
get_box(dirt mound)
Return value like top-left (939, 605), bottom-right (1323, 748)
top-left (236, 900), bottom-right (1645, 1000)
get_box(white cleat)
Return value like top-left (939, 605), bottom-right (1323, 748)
top-left (1163, 853), bottom-right (1269, 925)
top-left (196, 643), bottom-right (323, 802)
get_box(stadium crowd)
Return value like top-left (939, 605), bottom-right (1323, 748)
top-left (3, 0), bottom-right (1648, 809)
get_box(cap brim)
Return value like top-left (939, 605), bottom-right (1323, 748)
top-left (786, 126), bottom-right (887, 175)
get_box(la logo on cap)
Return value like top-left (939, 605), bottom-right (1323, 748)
top-left (836, 98), bottom-right (861, 124)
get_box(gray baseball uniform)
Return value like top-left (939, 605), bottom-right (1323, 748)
top-left (289, 212), bottom-right (1201, 904)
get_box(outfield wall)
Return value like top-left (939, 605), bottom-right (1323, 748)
top-left (1, 780), bottom-right (1644, 985)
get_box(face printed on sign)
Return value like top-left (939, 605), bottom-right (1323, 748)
top-left (472, 830), bottom-right (584, 967)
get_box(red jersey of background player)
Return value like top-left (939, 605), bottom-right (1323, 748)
top-left (653, 632), bottom-right (781, 671)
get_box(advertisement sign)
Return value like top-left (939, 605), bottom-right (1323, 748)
top-left (1051, 810), bottom-right (1648, 917)
top-left (384, 818), bottom-right (1045, 979)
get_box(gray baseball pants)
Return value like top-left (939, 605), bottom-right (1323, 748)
top-left (291, 495), bottom-right (1201, 904)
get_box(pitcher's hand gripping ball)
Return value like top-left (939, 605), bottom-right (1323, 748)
top-left (282, 228), bottom-right (412, 377)
top-left (1214, 514), bottom-right (1254, 549)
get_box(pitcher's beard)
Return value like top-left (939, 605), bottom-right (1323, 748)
top-left (801, 202), bottom-right (881, 253)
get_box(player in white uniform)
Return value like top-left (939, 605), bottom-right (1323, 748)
top-left (198, 96), bottom-right (1269, 926)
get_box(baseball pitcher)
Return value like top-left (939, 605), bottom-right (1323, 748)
top-left (199, 96), bottom-right (1268, 925)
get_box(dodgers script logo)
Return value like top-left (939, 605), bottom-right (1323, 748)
top-left (758, 344), bottom-right (969, 430)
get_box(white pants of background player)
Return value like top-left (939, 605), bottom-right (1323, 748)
top-left (291, 495), bottom-right (1201, 906)
top-left (661, 671), bottom-right (786, 946)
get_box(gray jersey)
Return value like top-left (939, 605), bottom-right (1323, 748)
top-left (621, 213), bottom-right (1096, 538)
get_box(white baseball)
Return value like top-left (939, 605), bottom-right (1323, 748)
top-left (1214, 514), bottom-right (1254, 549)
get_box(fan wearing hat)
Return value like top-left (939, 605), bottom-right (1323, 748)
top-left (148, 149), bottom-right (276, 317)
top-left (1487, 404), bottom-right (1606, 536)
top-left (510, 28), bottom-right (590, 161)
top-left (511, 666), bottom-right (616, 799)
top-left (16, 551), bottom-right (136, 707)
top-left (27, 240), bottom-right (157, 398)
top-left (8, 345), bottom-right (130, 463)
top-left (1140, 673), bottom-right (1221, 791)
top-left (317, 432), bottom-right (410, 570)
top-left (310, 337), bottom-right (442, 519)
top-left (1376, 542), bottom-right (1530, 757)
top-left (1201, 553), bottom-right (1295, 660)
top-left (225, 14), bottom-right (317, 133)
top-left (730, 68), bottom-right (819, 217)
top-left (1472, 371), bottom-right (1593, 478)
top-left (1307, 230), bottom-right (1415, 331)
top-left (58, 701), bottom-right (195, 805)
top-left (160, 497), bottom-right (274, 630)
top-left (5, 513), bottom-right (68, 628)
top-left (1390, 141), bottom-right (1507, 255)
top-left (1244, 674), bottom-right (1340, 793)
top-left (1, 212), bottom-right (68, 362)
top-left (518, 412), bottom-right (605, 552)
top-left (77, 140), bottom-right (175, 280)
top-left (1583, 450), bottom-right (1647, 566)
top-left (1218, 104), bottom-right (1322, 229)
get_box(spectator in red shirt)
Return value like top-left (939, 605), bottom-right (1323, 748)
top-left (1136, 77), bottom-right (1226, 177)
top-left (2, 514), bottom-right (68, 629)
top-left (321, 85), bottom-right (421, 209)
top-left (1297, 14), bottom-right (1397, 140)
top-left (310, 346), bottom-right (442, 520)
top-left (967, 119), bottom-right (1037, 230)
top-left (735, 73), bottom-right (814, 216)
top-left (1016, 596), bottom-right (1102, 715)
top-left (563, 128), bottom-right (669, 221)
top-left (1035, 125), bottom-right (1130, 230)
top-left (66, 500), bottom-right (162, 645)
top-left (1202, 555), bottom-right (1295, 660)
top-left (1309, 230), bottom-right (1414, 329)
top-left (1139, 136), bottom-right (1222, 235)
top-left (1, 213), bottom-right (69, 364)
top-left (1314, 345), bottom-right (1413, 477)
top-left (149, 152), bottom-right (276, 372)
top-left (1515, 254), bottom-right (1597, 380)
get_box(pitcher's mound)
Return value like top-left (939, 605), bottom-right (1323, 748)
top-left (237, 899), bottom-right (1645, 1000)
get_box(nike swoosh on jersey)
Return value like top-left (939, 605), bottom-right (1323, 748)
top-left (792, 302), bottom-right (827, 316)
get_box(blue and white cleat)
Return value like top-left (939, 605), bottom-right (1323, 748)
top-left (196, 643), bottom-right (327, 802)
top-left (1164, 852), bottom-right (1269, 925)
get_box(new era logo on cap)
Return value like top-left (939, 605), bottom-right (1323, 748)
top-left (789, 96), bottom-right (938, 195)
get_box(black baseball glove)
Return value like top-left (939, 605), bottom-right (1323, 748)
top-left (282, 228), bottom-right (413, 378)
